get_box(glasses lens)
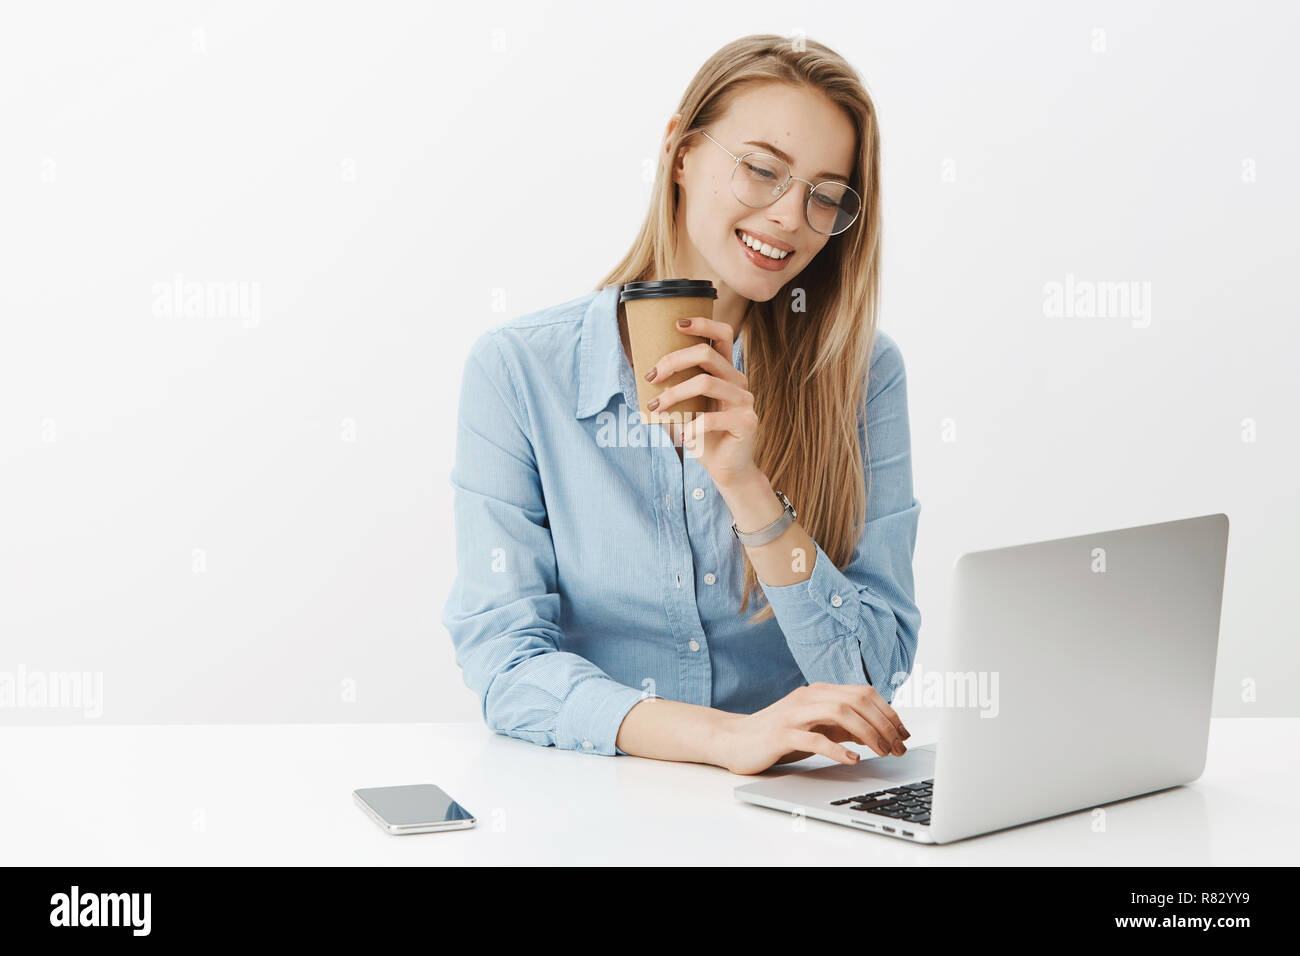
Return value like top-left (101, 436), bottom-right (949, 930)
top-left (807, 182), bottom-right (862, 236)
top-left (732, 153), bottom-right (790, 208)
top-left (730, 150), bottom-right (862, 235)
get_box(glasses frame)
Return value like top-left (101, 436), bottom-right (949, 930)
top-left (687, 128), bottom-right (862, 236)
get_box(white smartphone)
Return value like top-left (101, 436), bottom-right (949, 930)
top-left (353, 783), bottom-right (477, 835)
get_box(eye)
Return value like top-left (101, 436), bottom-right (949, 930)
top-left (743, 161), bottom-right (779, 180)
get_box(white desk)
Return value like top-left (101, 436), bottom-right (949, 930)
top-left (3, 715), bottom-right (1292, 865)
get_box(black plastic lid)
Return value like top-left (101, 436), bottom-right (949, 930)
top-left (619, 279), bottom-right (717, 302)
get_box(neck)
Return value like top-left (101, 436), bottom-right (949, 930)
top-left (617, 238), bottom-right (752, 364)
top-left (712, 282), bottom-right (749, 340)
top-left (657, 243), bottom-right (751, 339)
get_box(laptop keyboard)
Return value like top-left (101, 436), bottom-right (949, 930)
top-left (830, 779), bottom-right (933, 826)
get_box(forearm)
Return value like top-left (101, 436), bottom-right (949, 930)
top-left (716, 468), bottom-right (915, 694)
top-left (614, 697), bottom-right (742, 766)
top-left (715, 467), bottom-right (816, 587)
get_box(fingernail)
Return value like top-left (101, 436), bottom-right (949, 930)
top-left (901, 728), bottom-right (910, 739)
top-left (677, 318), bottom-right (691, 327)
top-left (846, 750), bottom-right (859, 762)
top-left (644, 367), bottom-right (657, 382)
top-left (647, 398), bottom-right (659, 411)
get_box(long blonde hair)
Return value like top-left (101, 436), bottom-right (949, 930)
top-left (596, 34), bottom-right (883, 623)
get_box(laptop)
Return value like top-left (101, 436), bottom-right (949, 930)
top-left (735, 513), bottom-right (1229, 844)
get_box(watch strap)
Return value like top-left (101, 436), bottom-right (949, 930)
top-left (732, 491), bottom-right (797, 546)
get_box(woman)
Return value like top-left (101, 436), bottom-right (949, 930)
top-left (442, 34), bottom-right (921, 775)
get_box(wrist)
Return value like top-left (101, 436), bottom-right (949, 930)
top-left (704, 708), bottom-right (746, 768)
top-left (716, 469), bottom-right (781, 533)
top-left (714, 464), bottom-right (770, 498)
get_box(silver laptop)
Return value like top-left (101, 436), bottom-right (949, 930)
top-left (735, 513), bottom-right (1229, 844)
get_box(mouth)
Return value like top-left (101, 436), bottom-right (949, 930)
top-left (735, 228), bottom-right (794, 272)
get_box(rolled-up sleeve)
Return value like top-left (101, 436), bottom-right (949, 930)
top-left (757, 335), bottom-right (922, 703)
top-left (441, 331), bottom-right (647, 755)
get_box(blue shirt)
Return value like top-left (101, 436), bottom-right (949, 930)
top-left (441, 283), bottom-right (921, 756)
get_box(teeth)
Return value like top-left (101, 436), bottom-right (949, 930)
top-left (739, 230), bottom-right (789, 259)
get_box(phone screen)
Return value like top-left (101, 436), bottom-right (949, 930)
top-left (354, 784), bottom-right (474, 827)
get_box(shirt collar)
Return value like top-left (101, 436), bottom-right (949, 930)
top-left (575, 283), bottom-right (745, 420)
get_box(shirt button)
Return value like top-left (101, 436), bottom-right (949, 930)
top-left (582, 740), bottom-right (594, 750)
top-left (692, 487), bottom-right (705, 500)
top-left (703, 572), bottom-right (716, 585)
top-left (689, 639), bottom-right (700, 652)
top-left (830, 593), bottom-right (843, 608)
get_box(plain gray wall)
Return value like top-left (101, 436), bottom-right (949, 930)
top-left (1, 0), bottom-right (1295, 724)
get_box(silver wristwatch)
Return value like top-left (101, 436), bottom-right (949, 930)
top-left (731, 490), bottom-right (797, 546)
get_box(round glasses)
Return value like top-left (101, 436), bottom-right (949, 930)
top-left (689, 129), bottom-right (862, 236)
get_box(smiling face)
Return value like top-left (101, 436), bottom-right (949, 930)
top-left (668, 82), bottom-right (858, 304)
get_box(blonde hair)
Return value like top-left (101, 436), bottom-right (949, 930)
top-left (596, 34), bottom-right (883, 624)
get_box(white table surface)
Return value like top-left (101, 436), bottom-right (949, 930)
top-left (3, 715), bottom-right (1293, 865)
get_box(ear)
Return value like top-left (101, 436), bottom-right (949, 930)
top-left (662, 113), bottom-right (687, 185)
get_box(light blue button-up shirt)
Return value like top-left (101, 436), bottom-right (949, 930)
top-left (442, 283), bottom-right (921, 756)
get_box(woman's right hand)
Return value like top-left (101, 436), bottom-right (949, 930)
top-left (712, 682), bottom-right (911, 775)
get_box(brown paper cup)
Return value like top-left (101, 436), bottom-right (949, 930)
top-left (621, 281), bottom-right (717, 426)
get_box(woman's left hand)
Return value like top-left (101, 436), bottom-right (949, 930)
top-left (646, 315), bottom-right (760, 489)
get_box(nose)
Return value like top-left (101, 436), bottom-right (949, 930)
top-left (765, 180), bottom-right (804, 233)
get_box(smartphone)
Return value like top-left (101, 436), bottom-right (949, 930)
top-left (353, 784), bottom-right (476, 835)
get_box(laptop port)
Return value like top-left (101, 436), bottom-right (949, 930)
top-left (882, 826), bottom-right (895, 833)
top-left (902, 830), bottom-right (914, 837)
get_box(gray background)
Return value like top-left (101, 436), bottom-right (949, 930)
top-left (1, 0), bottom-right (1294, 723)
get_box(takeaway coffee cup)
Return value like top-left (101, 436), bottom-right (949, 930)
top-left (619, 279), bottom-right (717, 426)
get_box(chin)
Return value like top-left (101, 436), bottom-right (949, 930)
top-left (737, 279), bottom-right (782, 302)
top-left (723, 267), bottom-right (792, 303)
